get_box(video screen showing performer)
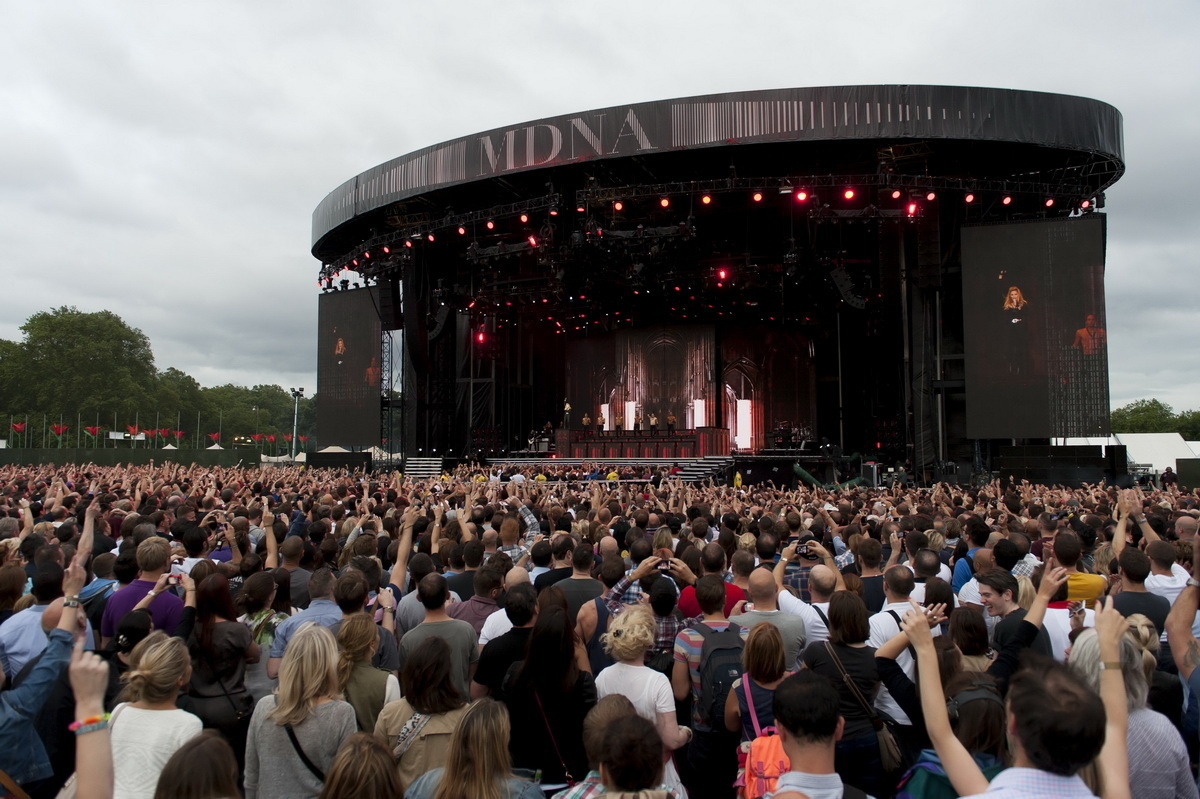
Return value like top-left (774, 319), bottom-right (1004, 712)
top-left (962, 216), bottom-right (1109, 439)
top-left (317, 286), bottom-right (382, 447)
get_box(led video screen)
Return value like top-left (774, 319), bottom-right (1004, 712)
top-left (962, 216), bottom-right (1109, 439)
top-left (317, 287), bottom-right (381, 447)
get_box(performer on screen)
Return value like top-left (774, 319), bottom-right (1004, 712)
top-left (1001, 285), bottom-right (1030, 375)
top-left (1072, 314), bottom-right (1107, 356)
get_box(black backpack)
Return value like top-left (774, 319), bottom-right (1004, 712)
top-left (693, 621), bottom-right (744, 730)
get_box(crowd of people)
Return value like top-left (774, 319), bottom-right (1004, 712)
top-left (0, 460), bottom-right (1198, 798)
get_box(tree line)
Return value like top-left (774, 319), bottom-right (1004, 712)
top-left (1109, 399), bottom-right (1200, 439)
top-left (0, 307), bottom-right (316, 450)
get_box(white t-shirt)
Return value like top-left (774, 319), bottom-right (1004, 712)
top-left (1146, 564), bottom-right (1189, 605)
top-left (110, 704), bottom-right (203, 799)
top-left (594, 661), bottom-right (674, 721)
top-left (478, 607), bottom-right (513, 646)
top-left (776, 590), bottom-right (827, 646)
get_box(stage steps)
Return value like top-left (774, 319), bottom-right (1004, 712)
top-left (674, 455), bottom-right (734, 483)
top-left (402, 457), bottom-right (444, 481)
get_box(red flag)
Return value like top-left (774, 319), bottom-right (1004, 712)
top-left (173, 430), bottom-right (185, 440)
top-left (283, 434), bottom-right (293, 442)
top-left (85, 426), bottom-right (100, 437)
top-left (159, 428), bottom-right (170, 438)
top-left (299, 436), bottom-right (309, 443)
top-left (250, 434), bottom-right (263, 442)
top-left (11, 423), bottom-right (26, 433)
top-left (207, 432), bottom-right (220, 442)
top-left (51, 424), bottom-right (68, 436)
top-left (266, 434), bottom-right (276, 443)
top-left (126, 425), bottom-right (139, 435)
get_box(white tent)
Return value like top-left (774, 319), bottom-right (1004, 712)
top-left (160, 444), bottom-right (178, 450)
top-left (1113, 433), bottom-right (1195, 473)
top-left (1188, 441), bottom-right (1200, 457)
top-left (206, 444), bottom-right (224, 450)
top-left (317, 445), bottom-right (350, 453)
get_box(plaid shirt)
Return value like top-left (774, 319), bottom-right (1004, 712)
top-left (1011, 554), bottom-right (1039, 579)
top-left (782, 563), bottom-right (815, 602)
top-left (498, 543), bottom-right (528, 563)
top-left (604, 576), bottom-right (695, 655)
top-left (959, 766), bottom-right (1096, 798)
top-left (550, 771), bottom-right (679, 799)
top-left (517, 504), bottom-right (541, 543)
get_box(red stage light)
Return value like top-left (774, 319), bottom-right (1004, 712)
top-left (659, 197), bottom-right (670, 208)
top-left (1080, 199), bottom-right (1091, 209)
top-left (362, 252), bottom-right (370, 258)
top-left (486, 220), bottom-right (495, 230)
top-left (614, 201), bottom-right (624, 211)
top-left (426, 233), bottom-right (435, 242)
top-left (674, 286), bottom-right (681, 291)
top-left (528, 235), bottom-right (538, 247)
top-left (701, 195), bottom-right (712, 205)
top-left (843, 188), bottom-right (855, 200)
top-left (549, 208), bottom-right (559, 216)
top-left (717, 268), bottom-right (728, 281)
top-left (404, 240), bottom-right (413, 248)
top-left (891, 190), bottom-right (902, 200)
top-left (1002, 196), bottom-right (1012, 205)
top-left (926, 192), bottom-right (937, 201)
top-left (1044, 198), bottom-right (1055, 207)
top-left (964, 193), bottom-right (975, 203)
top-left (907, 203), bottom-right (918, 215)
top-left (576, 205), bottom-right (586, 213)
top-left (520, 213), bottom-right (529, 223)
top-left (382, 246), bottom-right (390, 253)
top-left (351, 259), bottom-right (358, 267)
top-left (475, 332), bottom-right (485, 343)
top-left (795, 190), bottom-right (808, 202)
top-left (752, 192), bottom-right (763, 202)
top-left (458, 226), bottom-right (466, 235)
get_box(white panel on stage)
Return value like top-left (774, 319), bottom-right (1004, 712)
top-left (736, 399), bottom-right (752, 450)
top-left (693, 399), bottom-right (706, 429)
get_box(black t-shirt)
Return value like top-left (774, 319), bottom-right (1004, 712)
top-left (860, 575), bottom-right (886, 614)
top-left (1113, 590), bottom-right (1171, 635)
top-left (802, 641), bottom-right (879, 740)
top-left (992, 608), bottom-right (1052, 657)
top-left (534, 566), bottom-right (572, 593)
top-left (474, 626), bottom-right (533, 696)
top-left (446, 569), bottom-right (478, 600)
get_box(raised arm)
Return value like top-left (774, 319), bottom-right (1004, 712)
top-left (1167, 537), bottom-right (1200, 679)
top-left (1094, 597), bottom-right (1131, 799)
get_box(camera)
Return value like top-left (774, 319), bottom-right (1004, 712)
top-left (797, 544), bottom-right (820, 561)
top-left (657, 559), bottom-right (673, 572)
top-left (166, 574), bottom-right (183, 587)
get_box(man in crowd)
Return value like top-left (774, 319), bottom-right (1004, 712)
top-left (399, 573), bottom-right (479, 698)
top-left (267, 567), bottom-right (339, 678)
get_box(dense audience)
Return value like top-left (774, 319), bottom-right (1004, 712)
top-left (0, 460), bottom-right (1198, 798)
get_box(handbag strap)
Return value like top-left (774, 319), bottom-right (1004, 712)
top-left (743, 676), bottom-right (762, 738)
top-left (391, 709), bottom-right (432, 759)
top-left (0, 769), bottom-right (29, 799)
top-left (534, 691), bottom-right (574, 783)
top-left (822, 641), bottom-right (884, 731)
top-left (197, 642), bottom-right (245, 717)
top-left (284, 723), bottom-right (325, 782)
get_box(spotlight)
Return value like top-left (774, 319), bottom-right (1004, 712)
top-left (549, 207), bottom-right (559, 216)
top-left (475, 331), bottom-right (485, 344)
top-left (907, 202), bottom-right (918, 216)
top-left (351, 259), bottom-right (358, 267)
top-left (576, 204), bottom-right (586, 213)
top-left (1080, 199), bottom-right (1091, 209)
top-left (925, 192), bottom-right (937, 201)
top-left (1001, 196), bottom-right (1013, 206)
top-left (363, 251), bottom-right (370, 258)
top-left (794, 190), bottom-right (809, 203)
top-left (520, 213), bottom-right (529, 223)
top-left (486, 220), bottom-right (495, 230)
top-left (382, 246), bottom-right (390, 254)
top-left (717, 268), bottom-right (728, 281)
top-left (843, 188), bottom-right (855, 200)
top-left (964, 193), bottom-right (975, 203)
top-left (701, 194), bottom-right (712, 205)
top-left (426, 233), bottom-right (435, 242)
top-left (891, 190), bottom-right (902, 200)
top-left (405, 240), bottom-right (413, 248)
top-left (458, 226), bottom-right (466, 235)
top-left (659, 197), bottom-right (670, 208)
top-left (527, 235), bottom-right (538, 247)
top-left (1044, 198), bottom-right (1055, 207)
top-left (613, 201), bottom-right (624, 211)
top-left (752, 192), bottom-right (763, 202)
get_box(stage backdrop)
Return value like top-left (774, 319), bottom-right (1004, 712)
top-left (316, 287), bottom-right (381, 448)
top-left (962, 216), bottom-right (1109, 439)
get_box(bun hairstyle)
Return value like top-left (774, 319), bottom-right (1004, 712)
top-left (120, 631), bottom-right (191, 704)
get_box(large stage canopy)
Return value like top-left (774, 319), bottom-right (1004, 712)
top-left (311, 85), bottom-right (1124, 476)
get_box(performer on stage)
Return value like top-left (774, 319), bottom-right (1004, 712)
top-left (633, 412), bottom-right (642, 433)
top-left (596, 412), bottom-right (605, 434)
top-left (666, 412), bottom-right (676, 434)
top-left (648, 413), bottom-right (658, 435)
top-left (614, 412), bottom-right (624, 432)
top-left (563, 399), bottom-right (572, 428)
top-left (582, 413), bottom-right (592, 435)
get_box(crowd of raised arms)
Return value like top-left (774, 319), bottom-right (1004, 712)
top-left (2, 461), bottom-right (1200, 799)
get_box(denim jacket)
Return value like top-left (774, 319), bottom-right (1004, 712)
top-left (0, 628), bottom-right (72, 785)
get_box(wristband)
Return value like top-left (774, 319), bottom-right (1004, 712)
top-left (72, 721), bottom-right (108, 735)
top-left (1100, 661), bottom-right (1123, 671)
top-left (69, 713), bottom-right (110, 731)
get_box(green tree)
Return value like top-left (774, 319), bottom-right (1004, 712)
top-left (1176, 410), bottom-right (1200, 441)
top-left (1110, 399), bottom-right (1176, 433)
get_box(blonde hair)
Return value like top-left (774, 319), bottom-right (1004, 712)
top-left (736, 533), bottom-right (756, 553)
top-left (602, 606), bottom-right (656, 662)
top-left (651, 528), bottom-right (674, 553)
top-left (120, 631), bottom-right (190, 704)
top-left (336, 613), bottom-right (378, 692)
top-left (1015, 576), bottom-right (1035, 611)
top-left (433, 698), bottom-right (513, 799)
top-left (1091, 543), bottom-right (1114, 578)
top-left (1002, 285), bottom-right (1028, 310)
top-left (1123, 613), bottom-right (1160, 685)
top-left (271, 623), bottom-right (340, 726)
top-left (925, 530), bottom-right (945, 553)
top-left (136, 536), bottom-right (172, 573)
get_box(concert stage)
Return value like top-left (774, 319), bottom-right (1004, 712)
top-left (311, 86), bottom-right (1125, 475)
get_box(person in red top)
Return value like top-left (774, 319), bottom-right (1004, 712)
top-left (677, 543), bottom-right (746, 618)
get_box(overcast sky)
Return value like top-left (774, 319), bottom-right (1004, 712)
top-left (2, 2), bottom-right (1196, 412)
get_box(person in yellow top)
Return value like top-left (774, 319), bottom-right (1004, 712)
top-left (582, 413), bottom-right (592, 434)
top-left (606, 470), bottom-right (619, 481)
top-left (535, 473), bottom-right (548, 483)
top-left (1054, 530), bottom-right (1108, 603)
top-left (596, 413), bottom-right (605, 433)
top-left (614, 413), bottom-right (624, 432)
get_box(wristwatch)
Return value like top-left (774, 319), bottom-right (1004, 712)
top-left (1186, 578), bottom-right (1200, 589)
top-left (64, 596), bottom-right (80, 608)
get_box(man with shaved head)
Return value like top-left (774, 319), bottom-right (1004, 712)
top-left (1176, 515), bottom-right (1198, 542)
top-left (477, 566), bottom-right (531, 647)
top-left (729, 568), bottom-right (808, 669)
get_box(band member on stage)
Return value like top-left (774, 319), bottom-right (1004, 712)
top-left (563, 399), bottom-right (572, 428)
top-left (582, 413), bottom-right (591, 434)
top-left (633, 412), bottom-right (642, 432)
top-left (596, 412), bottom-right (605, 434)
top-left (666, 413), bottom-right (676, 434)
top-left (614, 412), bottom-right (624, 432)
top-left (648, 413), bottom-right (658, 435)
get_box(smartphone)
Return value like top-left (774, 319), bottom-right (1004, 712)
top-left (657, 559), bottom-right (673, 572)
top-left (166, 574), bottom-right (183, 587)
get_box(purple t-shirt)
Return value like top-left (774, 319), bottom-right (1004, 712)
top-left (100, 579), bottom-right (184, 639)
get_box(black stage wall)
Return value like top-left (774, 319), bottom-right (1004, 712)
top-left (316, 286), bottom-right (381, 448)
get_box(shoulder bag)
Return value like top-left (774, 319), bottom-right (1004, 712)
top-left (822, 641), bottom-right (903, 772)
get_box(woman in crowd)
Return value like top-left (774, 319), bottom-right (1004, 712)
top-left (270, 568), bottom-right (294, 616)
top-left (0, 562), bottom-right (26, 625)
top-left (110, 631), bottom-right (204, 799)
top-left (244, 624), bottom-right (356, 799)
top-left (1124, 613), bottom-right (1183, 728)
top-left (726, 622), bottom-right (789, 741)
top-left (402, 698), bottom-right (543, 799)
top-left (335, 611), bottom-right (399, 731)
top-left (949, 607), bottom-right (993, 672)
top-left (502, 604), bottom-right (596, 789)
top-left (236, 570), bottom-right (288, 700)
top-left (800, 591), bottom-right (881, 797)
top-left (593, 605), bottom-right (689, 797)
top-left (152, 731), bottom-right (240, 799)
top-left (185, 574), bottom-right (258, 765)
top-left (374, 636), bottom-right (470, 789)
top-left (317, 733), bottom-right (402, 799)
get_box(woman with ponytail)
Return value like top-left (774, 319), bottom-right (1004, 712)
top-left (335, 612), bottom-right (399, 731)
top-left (110, 631), bottom-right (203, 799)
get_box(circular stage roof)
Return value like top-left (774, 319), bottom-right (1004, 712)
top-left (312, 84), bottom-right (1123, 262)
